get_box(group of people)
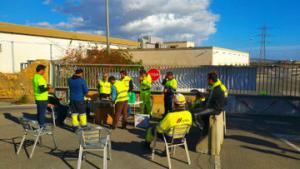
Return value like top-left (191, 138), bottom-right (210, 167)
top-left (32, 64), bottom-right (228, 145)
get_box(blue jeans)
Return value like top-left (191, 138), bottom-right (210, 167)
top-left (36, 100), bottom-right (48, 127)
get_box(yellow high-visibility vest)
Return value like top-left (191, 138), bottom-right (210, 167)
top-left (114, 80), bottom-right (129, 103)
top-left (122, 76), bottom-right (132, 91)
top-left (156, 110), bottom-right (192, 136)
top-left (99, 80), bottom-right (111, 94)
top-left (210, 79), bottom-right (228, 97)
top-left (141, 74), bottom-right (152, 91)
top-left (32, 74), bottom-right (48, 101)
top-left (165, 78), bottom-right (178, 90)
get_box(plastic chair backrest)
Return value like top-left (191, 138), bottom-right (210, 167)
top-left (167, 124), bottom-right (191, 141)
top-left (79, 126), bottom-right (110, 147)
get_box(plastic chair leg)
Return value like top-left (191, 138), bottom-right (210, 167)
top-left (108, 136), bottom-right (112, 160)
top-left (51, 134), bottom-right (57, 149)
top-left (77, 146), bottom-right (83, 169)
top-left (30, 134), bottom-right (40, 158)
top-left (184, 140), bottom-right (191, 165)
top-left (17, 134), bottom-right (26, 154)
top-left (52, 110), bottom-right (56, 127)
top-left (103, 146), bottom-right (108, 169)
top-left (151, 138), bottom-right (157, 160)
top-left (165, 145), bottom-right (172, 169)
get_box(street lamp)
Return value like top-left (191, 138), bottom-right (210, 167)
top-left (105, 0), bottom-right (110, 55)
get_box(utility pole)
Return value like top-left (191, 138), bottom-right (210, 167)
top-left (259, 25), bottom-right (267, 63)
top-left (105, 0), bottom-right (110, 55)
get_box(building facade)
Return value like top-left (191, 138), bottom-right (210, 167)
top-left (0, 22), bottom-right (139, 73)
top-left (129, 47), bottom-right (250, 66)
top-left (164, 41), bottom-right (195, 48)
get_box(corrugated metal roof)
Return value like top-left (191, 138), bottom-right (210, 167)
top-left (0, 22), bottom-right (139, 47)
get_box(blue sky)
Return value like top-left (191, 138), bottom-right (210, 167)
top-left (0, 0), bottom-right (299, 60)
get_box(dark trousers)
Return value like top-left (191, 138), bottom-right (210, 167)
top-left (113, 101), bottom-right (128, 128)
top-left (36, 100), bottom-right (48, 127)
top-left (193, 108), bottom-right (215, 136)
top-left (54, 105), bottom-right (69, 123)
top-left (164, 94), bottom-right (173, 117)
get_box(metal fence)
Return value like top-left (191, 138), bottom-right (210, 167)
top-left (52, 63), bottom-right (300, 97)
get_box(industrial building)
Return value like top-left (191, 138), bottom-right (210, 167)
top-left (129, 47), bottom-right (250, 66)
top-left (138, 36), bottom-right (195, 49)
top-left (164, 41), bottom-right (195, 48)
top-left (0, 22), bottom-right (139, 73)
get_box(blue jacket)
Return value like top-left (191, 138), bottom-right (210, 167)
top-left (111, 85), bottom-right (117, 103)
top-left (68, 75), bottom-right (88, 101)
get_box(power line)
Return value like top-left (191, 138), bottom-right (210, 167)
top-left (259, 25), bottom-right (268, 62)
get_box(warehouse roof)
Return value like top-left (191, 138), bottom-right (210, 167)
top-left (0, 22), bottom-right (139, 47)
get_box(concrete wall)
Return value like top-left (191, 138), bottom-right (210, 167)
top-left (129, 47), bottom-right (250, 66)
top-left (0, 33), bottom-right (129, 73)
top-left (129, 48), bottom-right (213, 66)
top-left (226, 95), bottom-right (300, 117)
top-left (212, 47), bottom-right (250, 66)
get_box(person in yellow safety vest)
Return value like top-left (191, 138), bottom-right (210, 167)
top-left (192, 91), bottom-right (206, 109)
top-left (120, 70), bottom-right (133, 92)
top-left (144, 94), bottom-right (192, 149)
top-left (120, 70), bottom-right (133, 115)
top-left (162, 72), bottom-right (178, 117)
top-left (207, 71), bottom-right (228, 98)
top-left (68, 68), bottom-right (89, 131)
top-left (139, 69), bottom-right (152, 115)
top-left (193, 72), bottom-right (225, 136)
top-left (32, 64), bottom-right (49, 127)
top-left (109, 76), bottom-right (129, 129)
top-left (97, 72), bottom-right (111, 100)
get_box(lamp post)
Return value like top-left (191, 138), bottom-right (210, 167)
top-left (105, 0), bottom-right (110, 55)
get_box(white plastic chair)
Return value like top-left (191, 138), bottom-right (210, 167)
top-left (76, 126), bottom-right (112, 169)
top-left (17, 118), bottom-right (57, 158)
top-left (151, 124), bottom-right (191, 169)
top-left (47, 106), bottom-right (56, 127)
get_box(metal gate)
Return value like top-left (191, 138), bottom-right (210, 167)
top-left (51, 63), bottom-right (300, 97)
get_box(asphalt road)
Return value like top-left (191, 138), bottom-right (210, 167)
top-left (0, 106), bottom-right (299, 169)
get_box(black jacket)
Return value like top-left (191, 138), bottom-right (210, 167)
top-left (206, 85), bottom-right (225, 114)
top-left (48, 93), bottom-right (61, 106)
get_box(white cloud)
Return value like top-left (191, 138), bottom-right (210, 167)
top-left (36, 0), bottom-right (219, 44)
top-left (34, 17), bottom-right (85, 30)
top-left (33, 17), bottom-right (104, 35)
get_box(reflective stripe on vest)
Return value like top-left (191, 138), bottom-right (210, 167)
top-left (32, 74), bottom-right (48, 101)
top-left (209, 79), bottom-right (228, 98)
top-left (114, 80), bottom-right (128, 103)
top-left (99, 80), bottom-right (111, 94)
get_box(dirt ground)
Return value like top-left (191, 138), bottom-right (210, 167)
top-left (0, 60), bottom-right (49, 104)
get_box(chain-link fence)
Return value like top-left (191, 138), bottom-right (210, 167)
top-left (52, 63), bottom-right (300, 97)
